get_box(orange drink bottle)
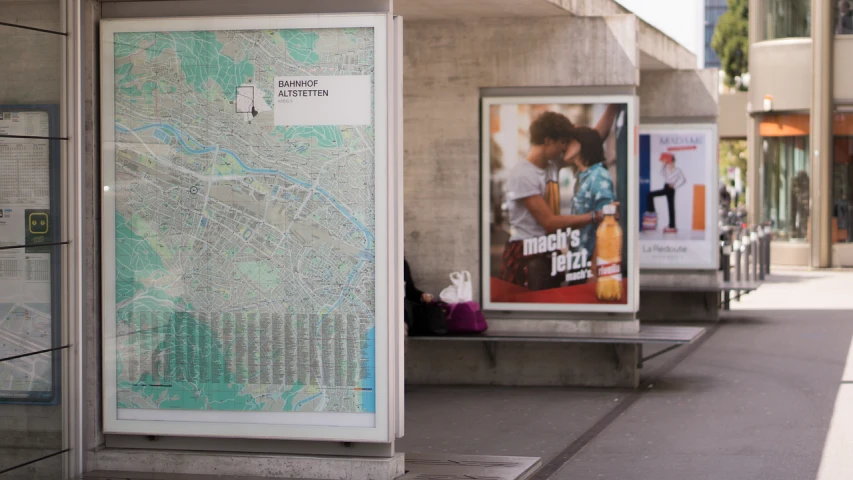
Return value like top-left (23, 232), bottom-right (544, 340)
top-left (544, 161), bottom-right (561, 215)
top-left (595, 204), bottom-right (623, 301)
top-left (545, 181), bottom-right (560, 215)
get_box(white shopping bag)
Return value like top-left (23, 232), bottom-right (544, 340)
top-left (439, 271), bottom-right (473, 304)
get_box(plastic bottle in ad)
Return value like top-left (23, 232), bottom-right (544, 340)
top-left (595, 204), bottom-right (623, 301)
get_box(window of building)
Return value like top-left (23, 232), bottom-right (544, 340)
top-left (761, 132), bottom-right (811, 242)
top-left (764, 0), bottom-right (811, 40)
top-left (704, 1), bottom-right (728, 69)
top-left (836, 0), bottom-right (853, 35)
top-left (833, 114), bottom-right (853, 243)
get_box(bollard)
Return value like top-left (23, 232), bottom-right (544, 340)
top-left (750, 231), bottom-right (759, 282)
top-left (758, 227), bottom-right (767, 282)
top-left (722, 242), bottom-right (732, 310)
top-left (743, 235), bottom-right (751, 282)
top-left (733, 239), bottom-right (742, 283)
top-left (764, 226), bottom-right (772, 275)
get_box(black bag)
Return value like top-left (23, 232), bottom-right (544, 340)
top-left (405, 299), bottom-right (448, 336)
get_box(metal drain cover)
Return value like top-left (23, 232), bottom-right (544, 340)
top-left (402, 454), bottom-right (541, 480)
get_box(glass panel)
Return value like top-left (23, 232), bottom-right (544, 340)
top-left (764, 0), bottom-right (811, 40)
top-left (0, 1), bottom-right (66, 479)
top-left (0, 445), bottom-right (64, 480)
top-left (836, 0), bottom-right (853, 35)
top-left (762, 136), bottom-right (811, 241)
top-left (0, 0), bottom-right (64, 35)
top-left (0, 106), bottom-right (63, 403)
top-left (0, 372), bottom-right (63, 476)
top-left (833, 136), bottom-right (853, 242)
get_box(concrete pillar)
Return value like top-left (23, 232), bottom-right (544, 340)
top-left (746, 111), bottom-right (761, 225)
top-left (636, 69), bottom-right (721, 323)
top-left (811, 0), bottom-right (834, 267)
top-left (748, 0), bottom-right (766, 44)
top-left (746, 0), bottom-right (765, 226)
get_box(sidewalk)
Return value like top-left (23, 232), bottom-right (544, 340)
top-left (398, 268), bottom-right (853, 479)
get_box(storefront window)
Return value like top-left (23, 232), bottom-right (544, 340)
top-left (833, 137), bottom-right (853, 242)
top-left (762, 136), bottom-right (811, 241)
top-left (836, 0), bottom-right (853, 34)
top-left (764, 0), bottom-right (811, 40)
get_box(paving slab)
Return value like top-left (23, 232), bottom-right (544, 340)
top-left (401, 453), bottom-right (540, 480)
top-left (82, 454), bottom-right (541, 480)
top-left (397, 385), bottom-right (629, 460)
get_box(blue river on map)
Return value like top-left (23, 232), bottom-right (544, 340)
top-left (115, 123), bottom-right (375, 248)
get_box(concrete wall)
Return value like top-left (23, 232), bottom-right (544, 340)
top-left (719, 92), bottom-right (748, 139)
top-left (635, 69), bottom-right (720, 322)
top-left (406, 340), bottom-right (639, 388)
top-left (0, 1), bottom-right (63, 105)
top-left (0, 1), bottom-right (64, 478)
top-left (771, 242), bottom-right (810, 266)
top-left (749, 39), bottom-right (812, 113)
top-left (403, 15), bottom-right (639, 298)
top-left (833, 36), bottom-right (853, 103)
top-left (638, 69), bottom-right (718, 121)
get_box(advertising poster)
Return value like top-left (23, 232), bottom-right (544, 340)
top-left (481, 96), bottom-right (637, 313)
top-left (639, 125), bottom-right (718, 269)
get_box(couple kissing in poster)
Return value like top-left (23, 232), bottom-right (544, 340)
top-left (491, 102), bottom-right (627, 305)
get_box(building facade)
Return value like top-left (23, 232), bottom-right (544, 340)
top-left (748, 0), bottom-right (853, 267)
top-left (705, 0), bottom-right (728, 68)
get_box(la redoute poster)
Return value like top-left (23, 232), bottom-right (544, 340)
top-left (639, 125), bottom-right (718, 269)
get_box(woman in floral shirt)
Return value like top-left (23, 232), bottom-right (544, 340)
top-left (567, 127), bottom-right (617, 260)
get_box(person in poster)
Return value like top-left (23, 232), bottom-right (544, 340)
top-left (566, 127), bottom-right (617, 270)
top-left (493, 103), bottom-right (626, 302)
top-left (643, 152), bottom-right (687, 234)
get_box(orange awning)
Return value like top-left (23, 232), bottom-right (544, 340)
top-left (759, 114), bottom-right (809, 137)
top-left (759, 113), bottom-right (853, 136)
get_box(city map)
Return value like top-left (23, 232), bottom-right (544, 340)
top-left (111, 27), bottom-right (377, 415)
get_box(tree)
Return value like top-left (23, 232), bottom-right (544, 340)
top-left (712, 0), bottom-right (749, 90)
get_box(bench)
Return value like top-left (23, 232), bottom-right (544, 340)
top-left (409, 324), bottom-right (705, 369)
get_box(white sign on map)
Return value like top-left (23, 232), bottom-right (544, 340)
top-left (274, 76), bottom-right (371, 126)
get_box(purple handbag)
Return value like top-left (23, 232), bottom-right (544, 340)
top-left (446, 301), bottom-right (488, 334)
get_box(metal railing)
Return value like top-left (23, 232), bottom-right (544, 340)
top-left (719, 224), bottom-right (772, 310)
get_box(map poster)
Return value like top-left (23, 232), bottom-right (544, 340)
top-left (101, 14), bottom-right (393, 442)
top-left (639, 125), bottom-right (718, 269)
top-left (0, 106), bottom-right (61, 404)
top-left (481, 95), bottom-right (639, 313)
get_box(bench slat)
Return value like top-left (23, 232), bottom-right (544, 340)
top-left (409, 325), bottom-right (705, 345)
top-left (640, 282), bottom-right (761, 293)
